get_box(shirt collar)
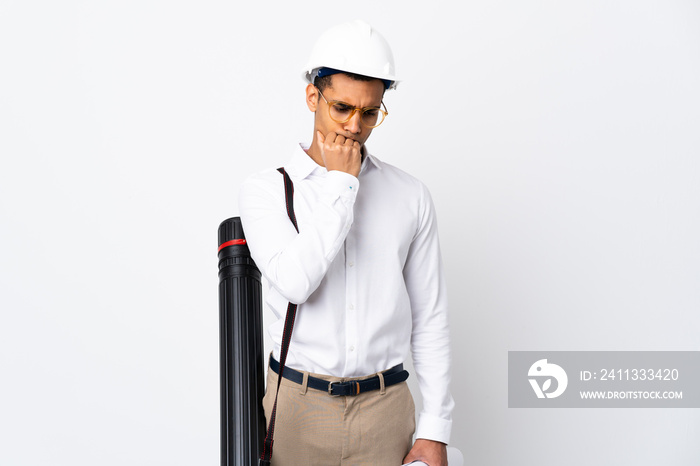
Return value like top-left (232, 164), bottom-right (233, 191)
top-left (284, 143), bottom-right (320, 180)
top-left (286, 143), bottom-right (382, 180)
top-left (361, 150), bottom-right (382, 174)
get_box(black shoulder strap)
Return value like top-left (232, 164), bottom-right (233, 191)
top-left (259, 167), bottom-right (298, 465)
top-left (277, 167), bottom-right (299, 232)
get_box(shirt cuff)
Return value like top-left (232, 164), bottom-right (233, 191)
top-left (415, 412), bottom-right (452, 445)
top-left (324, 170), bottom-right (359, 199)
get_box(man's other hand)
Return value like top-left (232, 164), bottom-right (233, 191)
top-left (316, 130), bottom-right (362, 178)
top-left (403, 438), bottom-right (448, 466)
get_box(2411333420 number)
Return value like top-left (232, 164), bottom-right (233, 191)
top-left (599, 368), bottom-right (679, 381)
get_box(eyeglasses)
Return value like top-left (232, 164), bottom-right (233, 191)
top-left (316, 88), bottom-right (388, 128)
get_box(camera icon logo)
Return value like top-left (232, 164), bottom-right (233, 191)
top-left (528, 359), bottom-right (568, 399)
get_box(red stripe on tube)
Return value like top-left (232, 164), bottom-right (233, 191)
top-left (218, 239), bottom-right (247, 252)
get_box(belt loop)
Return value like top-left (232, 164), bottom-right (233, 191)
top-left (378, 371), bottom-right (386, 395)
top-left (300, 371), bottom-right (309, 395)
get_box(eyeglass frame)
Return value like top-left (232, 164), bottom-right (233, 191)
top-left (316, 87), bottom-right (389, 128)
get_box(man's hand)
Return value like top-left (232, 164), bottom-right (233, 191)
top-left (316, 131), bottom-right (362, 177)
top-left (402, 439), bottom-right (448, 466)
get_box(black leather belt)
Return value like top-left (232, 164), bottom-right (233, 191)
top-left (269, 356), bottom-right (409, 397)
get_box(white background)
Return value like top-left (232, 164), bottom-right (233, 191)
top-left (1, 1), bottom-right (699, 465)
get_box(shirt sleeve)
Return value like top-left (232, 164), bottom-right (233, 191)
top-left (403, 183), bottom-right (455, 444)
top-left (238, 169), bottom-right (359, 305)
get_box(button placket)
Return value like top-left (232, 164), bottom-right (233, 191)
top-left (344, 231), bottom-right (359, 372)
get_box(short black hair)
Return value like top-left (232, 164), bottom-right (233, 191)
top-left (314, 72), bottom-right (384, 93)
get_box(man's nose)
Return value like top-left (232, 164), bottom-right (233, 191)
top-left (344, 110), bottom-right (362, 134)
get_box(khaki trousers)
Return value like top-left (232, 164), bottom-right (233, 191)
top-left (262, 364), bottom-right (416, 466)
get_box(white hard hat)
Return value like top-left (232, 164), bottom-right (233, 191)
top-left (302, 20), bottom-right (399, 90)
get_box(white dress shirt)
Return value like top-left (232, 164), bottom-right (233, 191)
top-left (238, 143), bottom-right (454, 443)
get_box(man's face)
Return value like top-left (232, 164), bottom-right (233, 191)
top-left (307, 73), bottom-right (385, 148)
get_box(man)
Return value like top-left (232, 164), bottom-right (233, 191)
top-left (239, 20), bottom-right (454, 465)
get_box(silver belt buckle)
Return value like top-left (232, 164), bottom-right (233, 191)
top-left (328, 381), bottom-right (361, 396)
top-left (328, 381), bottom-right (340, 396)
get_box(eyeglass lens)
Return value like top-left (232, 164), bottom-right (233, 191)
top-left (329, 103), bottom-right (385, 127)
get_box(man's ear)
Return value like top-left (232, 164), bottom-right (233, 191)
top-left (305, 83), bottom-right (319, 112)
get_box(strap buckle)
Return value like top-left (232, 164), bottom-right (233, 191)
top-left (328, 381), bottom-right (361, 396)
top-left (328, 381), bottom-right (341, 396)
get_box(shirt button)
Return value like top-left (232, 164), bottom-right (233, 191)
top-left (349, 346), bottom-right (355, 352)
top-left (348, 304), bottom-right (354, 310)
top-left (348, 261), bottom-right (355, 267)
